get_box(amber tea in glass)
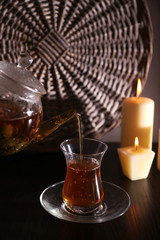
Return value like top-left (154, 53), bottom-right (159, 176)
top-left (60, 138), bottom-right (108, 214)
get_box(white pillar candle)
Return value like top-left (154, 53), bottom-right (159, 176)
top-left (120, 79), bottom-right (154, 150)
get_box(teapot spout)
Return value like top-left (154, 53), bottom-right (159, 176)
top-left (34, 110), bottom-right (77, 142)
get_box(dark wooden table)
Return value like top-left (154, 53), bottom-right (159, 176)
top-left (0, 143), bottom-right (160, 240)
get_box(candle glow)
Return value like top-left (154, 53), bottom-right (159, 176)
top-left (135, 137), bottom-right (139, 151)
top-left (136, 78), bottom-right (142, 97)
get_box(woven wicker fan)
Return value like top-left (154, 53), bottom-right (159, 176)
top-left (0, 0), bottom-right (153, 150)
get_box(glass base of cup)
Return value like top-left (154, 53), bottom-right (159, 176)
top-left (63, 200), bottom-right (107, 216)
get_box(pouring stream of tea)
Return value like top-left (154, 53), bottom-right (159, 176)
top-left (76, 113), bottom-right (83, 157)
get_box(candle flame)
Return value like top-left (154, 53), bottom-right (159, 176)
top-left (136, 78), bottom-right (142, 97)
top-left (135, 137), bottom-right (139, 150)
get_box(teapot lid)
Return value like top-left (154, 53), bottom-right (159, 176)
top-left (0, 52), bottom-right (46, 95)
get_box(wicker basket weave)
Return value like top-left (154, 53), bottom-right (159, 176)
top-left (0, 0), bottom-right (153, 151)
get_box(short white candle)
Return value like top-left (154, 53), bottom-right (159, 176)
top-left (120, 79), bottom-right (154, 150)
top-left (118, 137), bottom-right (155, 181)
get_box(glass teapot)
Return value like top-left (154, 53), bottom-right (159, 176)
top-left (0, 52), bottom-right (76, 156)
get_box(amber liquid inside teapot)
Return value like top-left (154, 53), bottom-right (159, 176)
top-left (0, 101), bottom-right (76, 155)
top-left (0, 102), bottom-right (41, 155)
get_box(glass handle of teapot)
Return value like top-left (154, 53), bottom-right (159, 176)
top-left (17, 51), bottom-right (33, 68)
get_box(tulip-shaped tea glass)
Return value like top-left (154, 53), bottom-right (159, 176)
top-left (60, 138), bottom-right (108, 215)
top-left (40, 138), bottom-right (131, 223)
